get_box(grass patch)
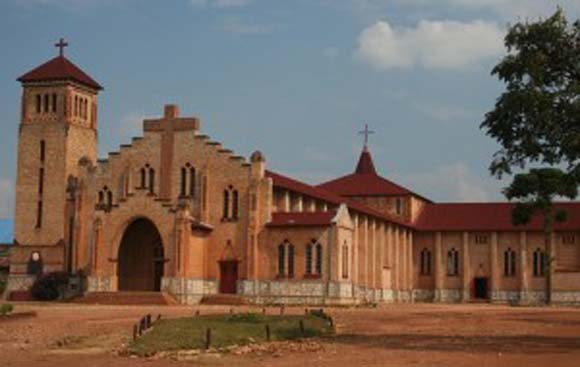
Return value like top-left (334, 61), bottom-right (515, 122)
top-left (0, 304), bottom-right (13, 316)
top-left (127, 312), bottom-right (334, 357)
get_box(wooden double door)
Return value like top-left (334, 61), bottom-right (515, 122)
top-left (219, 260), bottom-right (239, 294)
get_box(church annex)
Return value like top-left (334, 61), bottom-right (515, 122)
top-left (7, 44), bottom-right (580, 305)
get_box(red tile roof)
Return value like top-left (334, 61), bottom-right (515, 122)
top-left (17, 56), bottom-right (103, 90)
top-left (318, 148), bottom-right (431, 201)
top-left (267, 212), bottom-right (336, 227)
top-left (415, 202), bottom-right (580, 231)
top-left (265, 170), bottom-right (410, 227)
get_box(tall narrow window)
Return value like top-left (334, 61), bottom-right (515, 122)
top-left (232, 190), bottom-right (239, 219)
top-left (98, 191), bottom-right (104, 206)
top-left (223, 190), bottom-right (230, 218)
top-left (74, 96), bottom-right (78, 116)
top-left (36, 94), bottom-right (41, 113)
top-left (189, 167), bottom-right (196, 197)
top-left (278, 243), bottom-right (285, 277)
top-left (342, 242), bottom-right (349, 279)
top-left (180, 167), bottom-right (187, 197)
top-left (148, 168), bottom-right (155, 194)
top-left (107, 190), bottom-right (113, 207)
top-left (420, 248), bottom-right (432, 275)
top-left (40, 140), bottom-right (45, 162)
top-left (504, 248), bottom-right (516, 277)
top-left (447, 248), bottom-right (459, 276)
top-left (140, 168), bottom-right (146, 188)
top-left (52, 93), bottom-right (57, 112)
top-left (533, 248), bottom-right (545, 277)
top-left (36, 201), bottom-right (43, 228)
top-left (288, 243), bottom-right (295, 278)
top-left (395, 198), bottom-right (402, 215)
top-left (315, 242), bottom-right (323, 275)
top-left (38, 168), bottom-right (44, 195)
top-left (305, 242), bottom-right (313, 275)
top-left (44, 94), bottom-right (49, 113)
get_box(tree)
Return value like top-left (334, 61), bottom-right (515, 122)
top-left (481, 9), bottom-right (580, 180)
top-left (504, 169), bottom-right (578, 303)
top-left (481, 9), bottom-right (580, 304)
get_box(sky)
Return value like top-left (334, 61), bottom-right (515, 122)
top-left (0, 0), bottom-right (579, 219)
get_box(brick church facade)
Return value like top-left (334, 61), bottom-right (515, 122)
top-left (7, 45), bottom-right (580, 305)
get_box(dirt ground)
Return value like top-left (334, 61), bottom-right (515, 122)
top-left (1, 302), bottom-right (580, 367)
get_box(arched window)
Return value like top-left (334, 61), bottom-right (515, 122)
top-left (278, 243), bottom-right (285, 277)
top-left (107, 190), bottom-right (113, 207)
top-left (533, 248), bottom-right (545, 277)
top-left (288, 243), bottom-right (295, 278)
top-left (148, 167), bottom-right (155, 194)
top-left (315, 242), bottom-right (323, 275)
top-left (223, 190), bottom-right (230, 218)
top-left (180, 167), bottom-right (187, 197)
top-left (342, 241), bottom-right (349, 279)
top-left (222, 186), bottom-right (239, 220)
top-left (420, 248), bottom-right (432, 275)
top-left (504, 247), bottom-right (516, 277)
top-left (447, 247), bottom-right (459, 276)
top-left (189, 166), bottom-right (196, 197)
top-left (97, 186), bottom-right (114, 211)
top-left (140, 168), bottom-right (147, 188)
top-left (98, 191), bottom-right (104, 206)
top-left (43, 94), bottom-right (49, 113)
top-left (305, 242), bottom-right (313, 275)
top-left (52, 93), bottom-right (57, 113)
top-left (36, 94), bottom-right (41, 113)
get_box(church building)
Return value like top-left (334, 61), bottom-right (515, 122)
top-left (6, 43), bottom-right (580, 305)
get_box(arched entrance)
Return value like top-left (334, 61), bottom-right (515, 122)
top-left (117, 218), bottom-right (165, 291)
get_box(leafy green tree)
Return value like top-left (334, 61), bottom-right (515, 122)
top-left (504, 169), bottom-right (578, 303)
top-left (481, 9), bottom-right (580, 303)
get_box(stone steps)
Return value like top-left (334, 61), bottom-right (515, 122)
top-left (73, 291), bottom-right (178, 305)
top-left (200, 294), bottom-right (249, 305)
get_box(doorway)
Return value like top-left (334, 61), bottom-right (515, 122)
top-left (219, 260), bottom-right (238, 294)
top-left (473, 277), bottom-right (488, 299)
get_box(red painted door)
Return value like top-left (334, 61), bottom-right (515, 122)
top-left (219, 261), bottom-right (238, 294)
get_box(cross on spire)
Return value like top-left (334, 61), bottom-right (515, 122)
top-left (358, 124), bottom-right (375, 148)
top-left (55, 38), bottom-right (68, 57)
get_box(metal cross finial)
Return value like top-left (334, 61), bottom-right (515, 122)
top-left (358, 124), bottom-right (375, 147)
top-left (55, 38), bottom-right (68, 57)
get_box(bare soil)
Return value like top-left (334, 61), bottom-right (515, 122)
top-left (1, 302), bottom-right (579, 367)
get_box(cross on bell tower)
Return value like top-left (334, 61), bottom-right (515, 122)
top-left (358, 124), bottom-right (375, 150)
top-left (55, 38), bottom-right (68, 57)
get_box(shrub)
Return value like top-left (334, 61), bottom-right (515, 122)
top-left (0, 304), bottom-right (13, 316)
top-left (0, 278), bottom-right (6, 295)
top-left (31, 272), bottom-right (69, 301)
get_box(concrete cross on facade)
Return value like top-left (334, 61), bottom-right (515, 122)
top-left (55, 38), bottom-right (68, 57)
top-left (358, 124), bottom-right (375, 148)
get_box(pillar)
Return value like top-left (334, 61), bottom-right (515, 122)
top-left (490, 231), bottom-right (499, 302)
top-left (408, 230), bottom-right (414, 299)
top-left (353, 214), bottom-right (359, 295)
top-left (519, 231), bottom-right (529, 303)
top-left (461, 231), bottom-right (470, 302)
top-left (283, 190), bottom-right (290, 212)
top-left (434, 231), bottom-right (443, 302)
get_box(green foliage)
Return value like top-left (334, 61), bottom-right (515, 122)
top-left (127, 313), bottom-right (334, 357)
top-left (0, 304), bottom-right (14, 316)
top-left (0, 279), bottom-right (6, 295)
top-left (481, 9), bottom-right (580, 179)
top-left (504, 168), bottom-right (578, 226)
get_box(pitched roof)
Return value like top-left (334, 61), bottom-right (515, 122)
top-left (415, 202), bottom-right (580, 231)
top-left (17, 56), bottom-right (103, 90)
top-left (267, 212), bottom-right (336, 227)
top-left (317, 147), bottom-right (431, 201)
top-left (265, 170), bottom-right (410, 227)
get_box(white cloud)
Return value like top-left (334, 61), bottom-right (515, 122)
top-left (356, 19), bottom-right (504, 70)
top-left (0, 179), bottom-right (15, 220)
top-left (190, 0), bottom-right (251, 8)
top-left (395, 163), bottom-right (502, 202)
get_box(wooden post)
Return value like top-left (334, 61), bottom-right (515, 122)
top-left (262, 307), bottom-right (266, 315)
top-left (133, 324), bottom-right (138, 341)
top-left (304, 308), bottom-right (308, 315)
top-left (299, 320), bottom-right (305, 336)
top-left (146, 314), bottom-right (152, 329)
top-left (157, 314), bottom-right (162, 322)
top-left (205, 328), bottom-right (212, 350)
top-left (265, 324), bottom-right (271, 341)
top-left (195, 310), bottom-right (200, 317)
top-left (230, 308), bottom-right (234, 315)
top-left (280, 305), bottom-right (285, 316)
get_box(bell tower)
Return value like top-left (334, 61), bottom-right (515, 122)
top-left (11, 39), bottom-right (102, 276)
